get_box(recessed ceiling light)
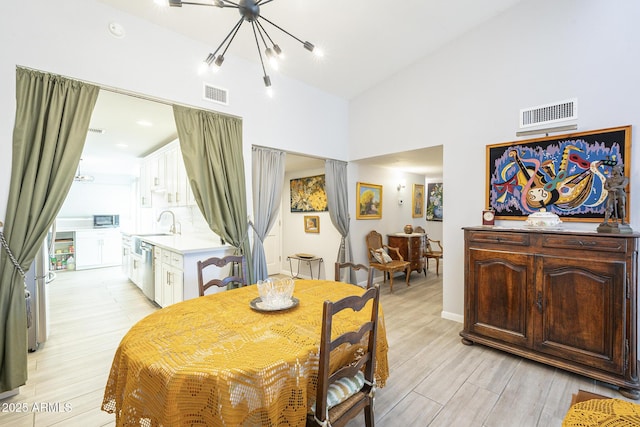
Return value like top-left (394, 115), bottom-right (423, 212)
top-left (116, 143), bottom-right (128, 148)
top-left (108, 22), bottom-right (126, 39)
top-left (137, 120), bottom-right (153, 127)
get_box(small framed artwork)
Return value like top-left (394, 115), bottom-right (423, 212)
top-left (426, 183), bottom-right (443, 221)
top-left (412, 184), bottom-right (425, 218)
top-left (356, 182), bottom-right (383, 219)
top-left (304, 215), bottom-right (319, 233)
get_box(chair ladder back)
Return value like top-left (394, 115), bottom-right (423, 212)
top-left (198, 255), bottom-right (247, 296)
top-left (313, 285), bottom-right (380, 426)
top-left (335, 262), bottom-right (372, 288)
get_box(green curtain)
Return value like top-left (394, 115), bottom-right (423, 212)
top-left (0, 68), bottom-right (99, 392)
top-left (173, 105), bottom-right (253, 284)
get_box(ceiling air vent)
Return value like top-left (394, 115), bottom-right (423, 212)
top-left (203, 83), bottom-right (229, 106)
top-left (519, 98), bottom-right (577, 128)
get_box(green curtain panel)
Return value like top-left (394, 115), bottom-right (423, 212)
top-left (0, 68), bottom-right (98, 392)
top-left (173, 105), bottom-right (253, 284)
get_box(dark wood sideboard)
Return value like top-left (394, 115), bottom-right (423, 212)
top-left (461, 227), bottom-right (640, 399)
top-left (387, 233), bottom-right (426, 276)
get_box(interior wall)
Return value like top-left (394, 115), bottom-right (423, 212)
top-left (0, 0), bottom-right (349, 225)
top-left (281, 168), bottom-right (341, 280)
top-left (349, 0), bottom-right (640, 321)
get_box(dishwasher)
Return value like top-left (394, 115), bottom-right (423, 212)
top-left (140, 241), bottom-right (155, 300)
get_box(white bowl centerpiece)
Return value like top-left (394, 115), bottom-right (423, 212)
top-left (525, 208), bottom-right (562, 228)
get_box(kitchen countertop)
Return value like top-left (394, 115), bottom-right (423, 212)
top-left (139, 234), bottom-right (229, 254)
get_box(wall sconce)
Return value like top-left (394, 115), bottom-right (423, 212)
top-left (397, 180), bottom-right (406, 192)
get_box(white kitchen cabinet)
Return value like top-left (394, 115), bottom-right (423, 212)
top-left (156, 248), bottom-right (184, 307)
top-left (75, 229), bottom-right (122, 270)
top-left (139, 161), bottom-right (152, 208)
top-left (140, 140), bottom-right (195, 209)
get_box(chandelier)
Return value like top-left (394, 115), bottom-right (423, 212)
top-left (156, 0), bottom-right (323, 96)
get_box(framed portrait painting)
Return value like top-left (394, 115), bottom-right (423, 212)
top-left (486, 125), bottom-right (631, 222)
top-left (412, 184), bottom-right (425, 218)
top-left (356, 182), bottom-right (382, 219)
top-left (304, 215), bottom-right (319, 233)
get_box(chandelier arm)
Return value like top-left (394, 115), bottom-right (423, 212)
top-left (256, 0), bottom-right (275, 6)
top-left (255, 21), bottom-right (270, 51)
top-left (255, 19), bottom-right (277, 47)
top-left (258, 15), bottom-right (305, 46)
top-left (176, 1), bottom-right (235, 7)
top-left (212, 17), bottom-right (244, 57)
top-left (220, 0), bottom-right (239, 7)
top-left (219, 18), bottom-right (245, 57)
top-left (251, 22), bottom-right (269, 78)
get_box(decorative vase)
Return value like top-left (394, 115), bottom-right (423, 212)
top-left (404, 225), bottom-right (414, 234)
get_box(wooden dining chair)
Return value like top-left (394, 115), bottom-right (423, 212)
top-left (334, 262), bottom-right (374, 289)
top-left (197, 255), bottom-right (247, 296)
top-left (308, 284), bottom-right (380, 427)
top-left (425, 238), bottom-right (443, 276)
top-left (365, 230), bottom-right (410, 292)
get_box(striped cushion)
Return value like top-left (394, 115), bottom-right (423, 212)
top-left (312, 371), bottom-right (365, 412)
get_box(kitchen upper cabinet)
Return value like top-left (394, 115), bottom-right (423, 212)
top-left (140, 140), bottom-right (194, 208)
top-left (75, 229), bottom-right (122, 270)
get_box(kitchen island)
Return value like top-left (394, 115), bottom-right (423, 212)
top-left (127, 233), bottom-right (233, 307)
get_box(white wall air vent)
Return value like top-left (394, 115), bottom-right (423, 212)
top-left (519, 98), bottom-right (577, 128)
top-left (203, 83), bottom-right (229, 105)
top-left (87, 127), bottom-right (105, 134)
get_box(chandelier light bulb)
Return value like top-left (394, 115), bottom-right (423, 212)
top-left (168, 0), bottom-right (320, 92)
top-left (265, 48), bottom-right (279, 70)
top-left (198, 53), bottom-right (215, 75)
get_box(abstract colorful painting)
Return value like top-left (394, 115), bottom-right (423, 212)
top-left (486, 126), bottom-right (631, 221)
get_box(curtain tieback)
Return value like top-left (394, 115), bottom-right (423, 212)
top-left (0, 225), bottom-right (32, 328)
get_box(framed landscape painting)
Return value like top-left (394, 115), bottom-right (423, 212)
top-left (356, 182), bottom-right (382, 219)
top-left (486, 125), bottom-right (631, 222)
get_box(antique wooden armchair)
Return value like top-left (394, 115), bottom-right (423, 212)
top-left (365, 230), bottom-right (410, 292)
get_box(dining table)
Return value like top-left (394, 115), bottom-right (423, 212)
top-left (101, 279), bottom-right (389, 427)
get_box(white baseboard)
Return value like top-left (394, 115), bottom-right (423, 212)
top-left (441, 311), bottom-right (463, 323)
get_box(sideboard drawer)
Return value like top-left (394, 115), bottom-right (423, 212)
top-left (542, 235), bottom-right (627, 253)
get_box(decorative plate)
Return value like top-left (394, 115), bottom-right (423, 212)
top-left (295, 253), bottom-right (315, 259)
top-left (250, 297), bottom-right (300, 312)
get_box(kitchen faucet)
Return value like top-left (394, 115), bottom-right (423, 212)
top-left (157, 210), bottom-right (181, 235)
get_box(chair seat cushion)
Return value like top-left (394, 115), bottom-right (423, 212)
top-left (371, 249), bottom-right (393, 264)
top-left (311, 371), bottom-right (365, 412)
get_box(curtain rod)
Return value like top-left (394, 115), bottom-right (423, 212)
top-left (16, 65), bottom-right (242, 121)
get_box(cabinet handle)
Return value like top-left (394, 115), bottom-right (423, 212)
top-left (176, 192), bottom-right (180, 203)
top-left (535, 291), bottom-right (543, 313)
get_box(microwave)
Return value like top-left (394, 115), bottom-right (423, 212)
top-left (93, 214), bottom-right (119, 228)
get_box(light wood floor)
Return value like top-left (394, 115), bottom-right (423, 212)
top-left (1, 264), bottom-right (637, 426)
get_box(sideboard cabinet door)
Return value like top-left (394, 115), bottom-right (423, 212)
top-left (466, 248), bottom-right (534, 348)
top-left (534, 256), bottom-right (626, 375)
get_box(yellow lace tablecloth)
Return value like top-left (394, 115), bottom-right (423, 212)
top-left (102, 280), bottom-right (389, 427)
top-left (563, 398), bottom-right (640, 426)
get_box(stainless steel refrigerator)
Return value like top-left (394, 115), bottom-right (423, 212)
top-left (26, 233), bottom-right (55, 352)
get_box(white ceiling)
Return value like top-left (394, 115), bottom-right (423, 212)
top-left (96, 0), bottom-right (523, 100)
top-left (83, 0), bottom-right (523, 178)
